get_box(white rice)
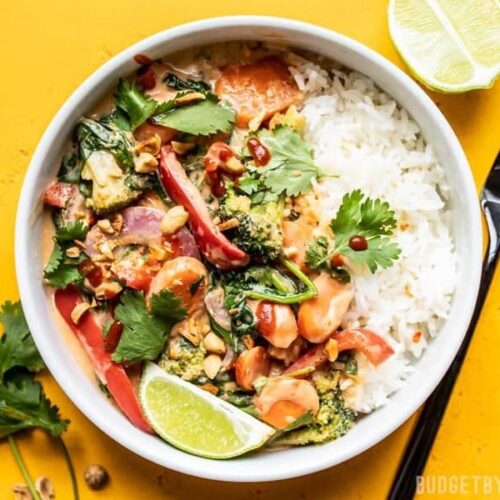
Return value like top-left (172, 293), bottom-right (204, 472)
top-left (292, 59), bottom-right (457, 413)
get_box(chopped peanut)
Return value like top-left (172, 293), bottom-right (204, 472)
top-left (97, 219), bottom-right (115, 235)
top-left (203, 332), bottom-right (226, 355)
top-left (171, 141), bottom-right (195, 155)
top-left (325, 338), bottom-right (339, 362)
top-left (66, 246), bottom-right (81, 258)
top-left (94, 281), bottom-right (123, 299)
top-left (175, 92), bottom-right (206, 105)
top-left (203, 354), bottom-right (222, 379)
top-left (218, 218), bottom-right (240, 231)
top-left (134, 134), bottom-right (161, 156)
top-left (223, 156), bottom-right (245, 174)
top-left (134, 152), bottom-right (158, 173)
top-left (71, 302), bottom-right (93, 324)
top-left (200, 383), bottom-right (219, 395)
top-left (160, 206), bottom-right (189, 235)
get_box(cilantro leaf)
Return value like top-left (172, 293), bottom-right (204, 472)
top-left (150, 290), bottom-right (187, 323)
top-left (43, 241), bottom-right (84, 288)
top-left (55, 221), bottom-right (88, 242)
top-left (326, 190), bottom-right (400, 273)
top-left (115, 79), bottom-right (158, 131)
top-left (153, 99), bottom-right (235, 136)
top-left (0, 302), bottom-right (44, 382)
top-left (112, 291), bottom-right (183, 364)
top-left (253, 126), bottom-right (323, 197)
top-left (163, 73), bottom-right (211, 93)
top-left (0, 373), bottom-right (69, 438)
top-left (305, 191), bottom-right (400, 274)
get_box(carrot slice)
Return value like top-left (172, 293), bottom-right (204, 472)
top-left (215, 56), bottom-right (303, 127)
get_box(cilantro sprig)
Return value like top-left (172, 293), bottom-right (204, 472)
top-left (243, 126), bottom-right (323, 201)
top-left (0, 300), bottom-right (74, 500)
top-left (114, 76), bottom-right (235, 136)
top-left (112, 290), bottom-right (187, 364)
top-left (115, 79), bottom-right (158, 131)
top-left (306, 190), bottom-right (401, 275)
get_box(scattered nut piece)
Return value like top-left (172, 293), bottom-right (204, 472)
top-left (149, 244), bottom-right (168, 261)
top-left (171, 141), bottom-right (195, 155)
top-left (283, 246), bottom-right (298, 258)
top-left (218, 218), bottom-right (240, 232)
top-left (66, 246), bottom-right (81, 259)
top-left (292, 170), bottom-right (301, 177)
top-left (325, 339), bottom-right (339, 363)
top-left (203, 354), bottom-right (222, 379)
top-left (71, 302), bottom-right (93, 324)
top-left (35, 477), bottom-right (55, 500)
top-left (134, 152), bottom-right (158, 173)
top-left (75, 210), bottom-right (87, 220)
top-left (84, 464), bottom-right (109, 491)
top-left (12, 484), bottom-right (31, 500)
top-left (99, 241), bottom-right (114, 260)
top-left (134, 134), bottom-right (161, 156)
top-left (97, 219), bottom-right (115, 235)
top-left (160, 206), bottom-right (189, 235)
top-left (203, 332), bottom-right (226, 355)
top-left (94, 281), bottom-right (123, 299)
top-left (175, 91), bottom-right (206, 105)
top-left (399, 221), bottom-right (410, 231)
top-left (223, 156), bottom-right (245, 175)
top-left (200, 383), bottom-right (219, 395)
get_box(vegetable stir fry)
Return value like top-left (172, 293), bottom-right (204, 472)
top-left (42, 46), bottom-right (401, 454)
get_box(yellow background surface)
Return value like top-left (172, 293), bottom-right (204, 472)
top-left (0, 1), bottom-right (499, 498)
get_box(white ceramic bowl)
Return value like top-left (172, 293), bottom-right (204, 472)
top-left (15, 16), bottom-right (482, 482)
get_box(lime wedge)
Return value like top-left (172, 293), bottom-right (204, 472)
top-left (139, 362), bottom-right (274, 459)
top-left (388, 0), bottom-right (500, 92)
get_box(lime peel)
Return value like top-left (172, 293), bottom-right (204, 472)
top-left (139, 362), bottom-right (275, 459)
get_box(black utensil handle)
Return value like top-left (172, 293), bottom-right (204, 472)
top-left (389, 201), bottom-right (500, 500)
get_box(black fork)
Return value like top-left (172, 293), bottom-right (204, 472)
top-left (389, 150), bottom-right (500, 500)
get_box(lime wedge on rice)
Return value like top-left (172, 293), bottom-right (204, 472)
top-left (388, 0), bottom-right (500, 92)
top-left (139, 362), bottom-right (274, 459)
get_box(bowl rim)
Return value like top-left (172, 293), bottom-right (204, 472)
top-left (15, 15), bottom-right (482, 482)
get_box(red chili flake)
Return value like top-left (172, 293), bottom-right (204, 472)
top-left (413, 331), bottom-right (423, 343)
top-left (349, 235), bottom-right (368, 251)
top-left (138, 67), bottom-right (156, 91)
top-left (247, 138), bottom-right (271, 166)
top-left (134, 54), bottom-right (154, 66)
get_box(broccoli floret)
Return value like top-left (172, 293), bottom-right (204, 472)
top-left (81, 150), bottom-right (142, 214)
top-left (159, 336), bottom-right (206, 381)
top-left (275, 389), bottom-right (357, 446)
top-left (312, 369), bottom-right (341, 395)
top-left (218, 190), bottom-right (283, 262)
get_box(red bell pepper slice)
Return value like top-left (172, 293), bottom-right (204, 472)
top-left (158, 145), bottom-right (249, 270)
top-left (284, 328), bottom-right (394, 374)
top-left (54, 287), bottom-right (152, 433)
